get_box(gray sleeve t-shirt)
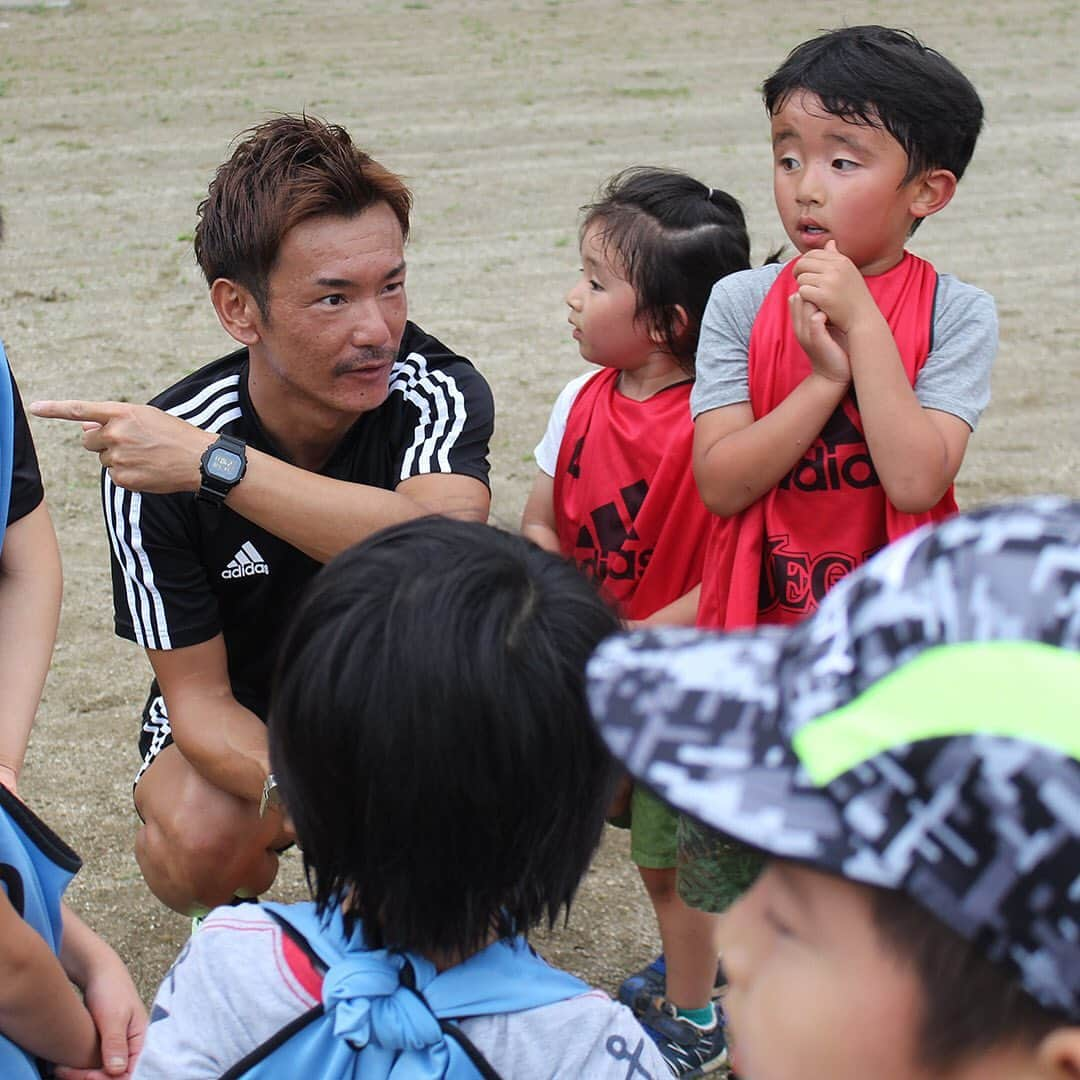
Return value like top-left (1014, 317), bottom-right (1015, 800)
top-left (690, 261), bottom-right (997, 431)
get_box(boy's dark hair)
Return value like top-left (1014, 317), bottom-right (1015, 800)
top-left (581, 167), bottom-right (752, 375)
top-left (871, 886), bottom-right (1064, 1068)
top-left (268, 517), bottom-right (621, 960)
top-left (762, 26), bottom-right (984, 187)
top-left (194, 114), bottom-right (412, 319)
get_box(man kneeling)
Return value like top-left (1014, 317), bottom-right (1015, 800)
top-left (34, 116), bottom-right (493, 915)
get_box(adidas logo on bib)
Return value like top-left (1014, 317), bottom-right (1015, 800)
top-left (222, 541), bottom-right (270, 579)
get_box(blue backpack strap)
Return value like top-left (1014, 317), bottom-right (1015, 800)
top-left (0, 340), bottom-right (14, 558)
top-left (235, 901), bottom-right (589, 1079)
top-left (0, 786), bottom-right (81, 1078)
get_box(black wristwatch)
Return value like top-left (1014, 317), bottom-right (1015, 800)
top-left (197, 434), bottom-right (247, 507)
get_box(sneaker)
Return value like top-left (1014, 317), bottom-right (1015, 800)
top-left (618, 954), bottom-right (727, 1015)
top-left (640, 998), bottom-right (727, 1077)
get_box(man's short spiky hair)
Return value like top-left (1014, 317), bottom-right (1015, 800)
top-left (194, 114), bottom-right (412, 317)
top-left (763, 26), bottom-right (984, 185)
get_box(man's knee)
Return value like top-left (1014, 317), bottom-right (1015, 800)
top-left (137, 813), bottom-right (280, 911)
top-left (135, 760), bottom-right (279, 909)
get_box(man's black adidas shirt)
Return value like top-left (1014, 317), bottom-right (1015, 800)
top-left (104, 322), bottom-right (493, 727)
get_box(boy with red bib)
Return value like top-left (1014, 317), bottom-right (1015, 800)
top-left (685, 27), bottom-right (997, 937)
top-left (692, 25), bottom-right (996, 632)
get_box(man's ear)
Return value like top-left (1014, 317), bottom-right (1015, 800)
top-left (1035, 1027), bottom-right (1080, 1078)
top-left (209, 278), bottom-right (264, 347)
top-left (909, 168), bottom-right (958, 223)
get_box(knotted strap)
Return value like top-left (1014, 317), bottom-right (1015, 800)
top-left (322, 949), bottom-right (451, 1075)
top-left (235, 901), bottom-right (589, 1079)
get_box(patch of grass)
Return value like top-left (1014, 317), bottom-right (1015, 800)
top-left (461, 14), bottom-right (493, 38)
top-left (613, 85), bottom-right (689, 100)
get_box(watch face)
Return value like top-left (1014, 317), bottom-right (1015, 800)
top-left (207, 448), bottom-right (243, 482)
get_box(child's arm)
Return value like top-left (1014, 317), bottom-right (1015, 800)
top-left (54, 903), bottom-right (147, 1080)
top-left (793, 242), bottom-right (972, 512)
top-left (0, 501), bottom-right (63, 794)
top-left (630, 584), bottom-right (701, 627)
top-left (520, 471), bottom-right (562, 554)
top-left (523, 372), bottom-right (597, 552)
top-left (0, 888), bottom-right (99, 1069)
top-left (693, 359), bottom-right (850, 518)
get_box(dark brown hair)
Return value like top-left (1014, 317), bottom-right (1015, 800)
top-left (871, 886), bottom-right (1063, 1068)
top-left (580, 167), bottom-right (752, 376)
top-left (194, 114), bottom-right (412, 317)
top-left (762, 26), bottom-right (983, 235)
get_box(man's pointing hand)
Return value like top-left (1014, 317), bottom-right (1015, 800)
top-left (30, 399), bottom-right (214, 495)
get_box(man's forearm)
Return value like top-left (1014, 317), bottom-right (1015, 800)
top-left (32, 398), bottom-right (490, 564)
top-left (169, 696), bottom-right (271, 805)
top-left (226, 449), bottom-right (427, 563)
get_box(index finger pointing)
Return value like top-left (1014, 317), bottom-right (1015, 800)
top-left (29, 399), bottom-right (128, 424)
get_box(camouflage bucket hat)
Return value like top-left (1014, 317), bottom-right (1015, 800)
top-left (587, 497), bottom-right (1080, 1018)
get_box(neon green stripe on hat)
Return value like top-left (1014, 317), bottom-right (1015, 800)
top-left (792, 641), bottom-right (1080, 786)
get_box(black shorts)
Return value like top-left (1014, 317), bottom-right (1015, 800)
top-left (134, 694), bottom-right (173, 789)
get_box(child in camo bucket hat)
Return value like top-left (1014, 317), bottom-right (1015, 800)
top-left (587, 497), bottom-right (1080, 1079)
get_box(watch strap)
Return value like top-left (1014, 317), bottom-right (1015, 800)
top-left (259, 773), bottom-right (282, 818)
top-left (197, 434), bottom-right (247, 507)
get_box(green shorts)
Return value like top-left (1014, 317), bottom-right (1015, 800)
top-left (676, 812), bottom-right (764, 913)
top-left (628, 784), bottom-right (679, 869)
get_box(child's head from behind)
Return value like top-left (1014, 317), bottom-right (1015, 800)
top-left (763, 26), bottom-right (983, 260)
top-left (569, 167), bottom-right (751, 376)
top-left (588, 498), bottom-right (1080, 1078)
top-left (269, 517), bottom-right (620, 961)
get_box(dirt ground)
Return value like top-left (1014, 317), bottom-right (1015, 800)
top-left (2, 0), bottom-right (1077, 1021)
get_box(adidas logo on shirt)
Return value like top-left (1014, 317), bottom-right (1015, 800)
top-left (222, 541), bottom-right (270, 579)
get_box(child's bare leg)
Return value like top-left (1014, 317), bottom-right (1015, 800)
top-left (638, 865), bottom-right (722, 1009)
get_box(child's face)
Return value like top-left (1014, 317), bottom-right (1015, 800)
top-left (770, 92), bottom-right (924, 276)
top-left (720, 861), bottom-right (934, 1080)
top-left (565, 224), bottom-right (655, 369)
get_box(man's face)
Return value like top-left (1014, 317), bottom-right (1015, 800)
top-left (248, 203), bottom-right (408, 429)
top-left (720, 862), bottom-right (933, 1079)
